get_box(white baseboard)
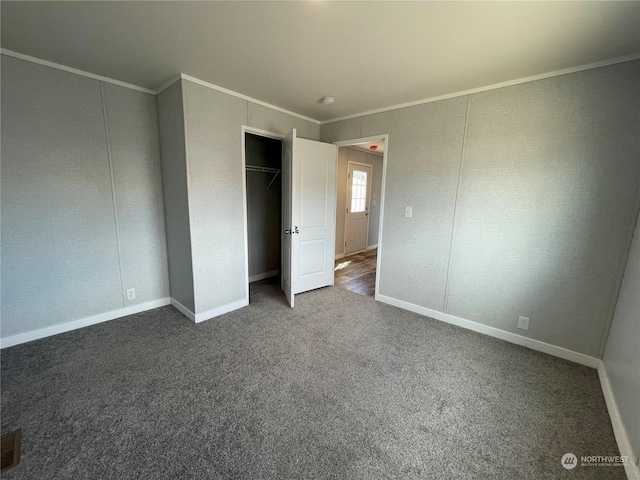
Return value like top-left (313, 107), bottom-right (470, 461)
top-left (170, 297), bottom-right (249, 323)
top-left (0, 297), bottom-right (171, 349)
top-left (375, 294), bottom-right (600, 368)
top-left (194, 298), bottom-right (248, 323)
top-left (170, 297), bottom-right (196, 322)
top-left (249, 269), bottom-right (279, 283)
top-left (366, 244), bottom-right (378, 250)
top-left (598, 362), bottom-right (640, 480)
top-left (335, 253), bottom-right (345, 260)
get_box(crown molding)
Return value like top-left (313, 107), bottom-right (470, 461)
top-left (179, 73), bottom-right (320, 125)
top-left (319, 53), bottom-right (640, 125)
top-left (1, 48), bottom-right (156, 95)
top-left (3, 48), bottom-right (638, 127)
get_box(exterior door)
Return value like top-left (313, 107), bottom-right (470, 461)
top-left (344, 162), bottom-right (372, 255)
top-left (281, 129), bottom-right (337, 305)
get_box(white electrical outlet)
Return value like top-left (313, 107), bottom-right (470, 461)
top-left (126, 288), bottom-right (136, 301)
top-left (404, 206), bottom-right (412, 218)
top-left (518, 316), bottom-right (530, 330)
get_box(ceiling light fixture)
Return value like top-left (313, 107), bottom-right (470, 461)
top-left (320, 96), bottom-right (335, 106)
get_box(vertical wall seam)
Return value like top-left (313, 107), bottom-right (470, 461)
top-left (442, 95), bottom-right (471, 313)
top-left (100, 82), bottom-right (126, 307)
top-left (181, 80), bottom-right (198, 314)
top-left (597, 190), bottom-right (640, 358)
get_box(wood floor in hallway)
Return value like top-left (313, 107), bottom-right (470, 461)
top-left (334, 248), bottom-right (377, 298)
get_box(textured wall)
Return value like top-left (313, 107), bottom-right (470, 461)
top-left (104, 84), bottom-right (169, 305)
top-left (362, 98), bottom-right (469, 310)
top-left (446, 62), bottom-right (640, 356)
top-left (321, 60), bottom-right (640, 357)
top-left (156, 82), bottom-right (195, 312)
top-left (182, 81), bottom-right (248, 314)
top-left (181, 79), bottom-right (320, 314)
top-left (603, 210), bottom-right (640, 464)
top-left (248, 102), bottom-right (320, 141)
top-left (368, 153), bottom-right (383, 247)
top-left (320, 117), bottom-right (362, 143)
top-left (1, 55), bottom-right (168, 337)
top-left (335, 148), bottom-right (349, 255)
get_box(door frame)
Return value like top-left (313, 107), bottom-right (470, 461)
top-left (333, 134), bottom-right (389, 300)
top-left (344, 160), bottom-right (373, 256)
top-left (241, 125), bottom-right (285, 303)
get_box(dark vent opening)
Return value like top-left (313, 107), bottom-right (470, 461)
top-left (1, 430), bottom-right (22, 471)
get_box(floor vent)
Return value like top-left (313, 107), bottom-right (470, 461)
top-left (1, 430), bottom-right (21, 471)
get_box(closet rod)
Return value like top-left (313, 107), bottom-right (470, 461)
top-left (246, 165), bottom-right (281, 190)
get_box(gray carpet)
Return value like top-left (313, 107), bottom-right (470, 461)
top-left (1, 281), bottom-right (624, 479)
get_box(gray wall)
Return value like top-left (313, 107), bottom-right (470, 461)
top-left (335, 147), bottom-right (383, 256)
top-left (177, 79), bottom-right (320, 315)
top-left (367, 152), bottom-right (383, 247)
top-left (321, 60), bottom-right (640, 358)
top-left (1, 55), bottom-right (169, 338)
top-left (603, 210), bottom-right (640, 465)
top-left (156, 81), bottom-right (195, 312)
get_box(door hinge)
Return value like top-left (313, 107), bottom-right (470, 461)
top-left (345, 242), bottom-right (347, 247)
top-left (346, 208), bottom-right (348, 213)
top-left (348, 173), bottom-right (351, 178)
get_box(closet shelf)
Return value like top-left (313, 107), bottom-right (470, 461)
top-left (246, 165), bottom-right (281, 190)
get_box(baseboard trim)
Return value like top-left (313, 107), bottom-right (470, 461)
top-left (366, 244), bottom-right (378, 250)
top-left (195, 298), bottom-right (248, 323)
top-left (335, 253), bottom-right (345, 260)
top-left (0, 297), bottom-right (171, 349)
top-left (598, 362), bottom-right (640, 480)
top-left (375, 294), bottom-right (600, 368)
top-left (170, 298), bottom-right (196, 322)
top-left (249, 270), bottom-right (279, 283)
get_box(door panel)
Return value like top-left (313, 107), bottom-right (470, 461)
top-left (294, 137), bottom-right (337, 294)
top-left (299, 239), bottom-right (326, 277)
top-left (345, 163), bottom-right (372, 255)
top-left (301, 154), bottom-right (328, 229)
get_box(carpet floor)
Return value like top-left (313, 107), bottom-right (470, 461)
top-left (1, 281), bottom-right (623, 479)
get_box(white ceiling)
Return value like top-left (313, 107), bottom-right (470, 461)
top-left (2, 2), bottom-right (639, 122)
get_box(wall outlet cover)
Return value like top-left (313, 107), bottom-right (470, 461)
top-left (518, 316), bottom-right (530, 330)
top-left (126, 288), bottom-right (136, 300)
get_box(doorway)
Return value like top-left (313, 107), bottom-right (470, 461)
top-left (333, 137), bottom-right (387, 298)
top-left (242, 127), bottom-right (337, 307)
top-left (243, 129), bottom-right (284, 301)
top-left (242, 128), bottom-right (387, 305)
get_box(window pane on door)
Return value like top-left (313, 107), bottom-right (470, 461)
top-left (350, 170), bottom-right (367, 213)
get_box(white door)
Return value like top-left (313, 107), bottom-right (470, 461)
top-left (344, 162), bottom-right (372, 255)
top-left (281, 129), bottom-right (337, 304)
top-left (281, 130), bottom-right (295, 307)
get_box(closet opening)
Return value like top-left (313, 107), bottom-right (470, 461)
top-left (243, 130), bottom-right (283, 301)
